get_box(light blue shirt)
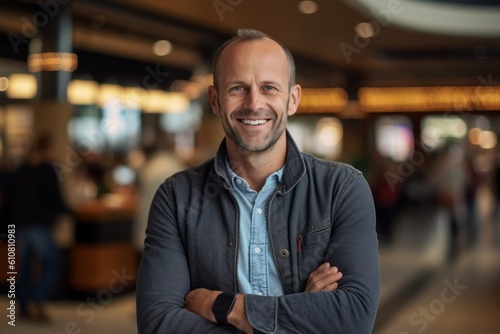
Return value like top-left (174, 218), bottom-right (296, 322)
top-left (226, 161), bottom-right (284, 296)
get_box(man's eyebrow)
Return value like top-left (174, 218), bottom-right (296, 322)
top-left (222, 81), bottom-right (247, 89)
top-left (222, 80), bottom-right (284, 90)
top-left (261, 80), bottom-right (283, 88)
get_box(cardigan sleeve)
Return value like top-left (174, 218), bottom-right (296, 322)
top-left (135, 181), bottom-right (236, 334)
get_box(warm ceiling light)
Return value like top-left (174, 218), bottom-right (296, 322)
top-left (28, 52), bottom-right (78, 72)
top-left (478, 130), bottom-right (497, 149)
top-left (142, 90), bottom-right (189, 113)
top-left (359, 86), bottom-right (500, 112)
top-left (0, 77), bottom-right (9, 92)
top-left (163, 92), bottom-right (189, 113)
top-left (123, 86), bottom-right (146, 108)
top-left (468, 127), bottom-right (481, 146)
top-left (6, 74), bottom-right (37, 99)
top-left (355, 22), bottom-right (376, 38)
top-left (98, 84), bottom-right (124, 107)
top-left (143, 90), bottom-right (166, 113)
top-left (316, 117), bottom-right (343, 147)
top-left (298, 88), bottom-right (348, 113)
top-left (171, 79), bottom-right (202, 100)
top-left (153, 40), bottom-right (173, 56)
top-left (67, 80), bottom-right (99, 105)
top-left (298, 1), bottom-right (318, 14)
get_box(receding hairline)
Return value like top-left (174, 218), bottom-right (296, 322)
top-left (212, 29), bottom-right (296, 90)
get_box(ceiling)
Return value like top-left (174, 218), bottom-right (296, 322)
top-left (0, 0), bottom-right (499, 95)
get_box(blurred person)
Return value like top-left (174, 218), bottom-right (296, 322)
top-left (133, 138), bottom-right (186, 254)
top-left (9, 135), bottom-right (72, 322)
top-left (464, 154), bottom-right (480, 248)
top-left (136, 29), bottom-right (379, 334)
top-left (372, 158), bottom-right (402, 245)
top-left (0, 165), bottom-right (15, 235)
top-left (495, 154), bottom-right (500, 237)
top-left (431, 142), bottom-right (468, 259)
top-left (84, 152), bottom-right (112, 197)
top-left (0, 140), bottom-right (30, 233)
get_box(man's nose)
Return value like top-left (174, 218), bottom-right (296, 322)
top-left (242, 88), bottom-right (264, 111)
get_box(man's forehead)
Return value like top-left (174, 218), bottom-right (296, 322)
top-left (221, 37), bottom-right (286, 61)
top-left (219, 39), bottom-right (288, 75)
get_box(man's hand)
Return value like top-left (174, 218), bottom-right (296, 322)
top-left (185, 263), bottom-right (340, 332)
top-left (305, 262), bottom-right (343, 292)
top-left (184, 288), bottom-right (220, 323)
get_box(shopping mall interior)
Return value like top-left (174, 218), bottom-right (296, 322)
top-left (0, 0), bottom-right (500, 333)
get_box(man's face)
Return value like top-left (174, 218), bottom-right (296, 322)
top-left (209, 38), bottom-right (301, 153)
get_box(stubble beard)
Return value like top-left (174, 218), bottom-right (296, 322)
top-left (219, 97), bottom-right (289, 154)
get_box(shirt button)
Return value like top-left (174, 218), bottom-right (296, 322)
top-left (254, 247), bottom-right (261, 254)
top-left (279, 249), bottom-right (290, 259)
top-left (257, 208), bottom-right (263, 214)
top-left (236, 179), bottom-right (242, 184)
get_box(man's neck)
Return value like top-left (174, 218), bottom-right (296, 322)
top-left (226, 137), bottom-right (287, 192)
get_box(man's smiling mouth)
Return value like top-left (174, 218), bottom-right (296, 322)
top-left (239, 119), bottom-right (269, 125)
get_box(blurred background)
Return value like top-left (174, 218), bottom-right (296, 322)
top-left (0, 0), bottom-right (499, 333)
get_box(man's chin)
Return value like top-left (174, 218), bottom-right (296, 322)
top-left (236, 137), bottom-right (279, 154)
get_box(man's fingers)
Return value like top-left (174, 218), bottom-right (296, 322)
top-left (308, 264), bottom-right (339, 282)
top-left (324, 281), bottom-right (339, 292)
top-left (305, 264), bottom-right (343, 292)
top-left (306, 271), bottom-right (342, 292)
top-left (308, 263), bottom-right (335, 279)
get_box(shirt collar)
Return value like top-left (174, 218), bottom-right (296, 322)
top-left (214, 130), bottom-right (306, 192)
top-left (225, 158), bottom-right (284, 191)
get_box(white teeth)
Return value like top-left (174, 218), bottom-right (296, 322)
top-left (241, 119), bottom-right (268, 125)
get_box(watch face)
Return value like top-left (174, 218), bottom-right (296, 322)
top-left (213, 293), bottom-right (236, 313)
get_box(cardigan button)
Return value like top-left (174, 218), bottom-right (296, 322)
top-left (279, 249), bottom-right (290, 259)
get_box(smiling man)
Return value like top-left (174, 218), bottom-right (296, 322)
top-left (210, 31), bottom-right (300, 192)
top-left (136, 29), bottom-right (380, 334)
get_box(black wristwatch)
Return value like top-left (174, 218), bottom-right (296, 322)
top-left (212, 292), bottom-right (236, 327)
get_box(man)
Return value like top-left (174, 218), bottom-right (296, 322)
top-left (11, 135), bottom-right (71, 321)
top-left (133, 140), bottom-right (186, 254)
top-left (136, 29), bottom-right (380, 333)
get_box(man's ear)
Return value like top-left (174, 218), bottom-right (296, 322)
top-left (287, 84), bottom-right (301, 116)
top-left (208, 85), bottom-right (220, 116)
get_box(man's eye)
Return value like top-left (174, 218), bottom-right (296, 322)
top-left (263, 86), bottom-right (276, 91)
top-left (231, 86), bottom-right (245, 92)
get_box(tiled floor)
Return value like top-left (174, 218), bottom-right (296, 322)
top-left (1, 293), bottom-right (137, 334)
top-left (374, 240), bottom-right (500, 334)
top-left (374, 187), bottom-right (500, 334)
top-left (378, 206), bottom-right (450, 309)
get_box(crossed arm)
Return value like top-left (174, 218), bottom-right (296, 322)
top-left (137, 173), bottom-right (379, 333)
top-left (184, 262), bottom-right (343, 333)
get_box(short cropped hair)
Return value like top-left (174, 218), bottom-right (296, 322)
top-left (212, 28), bottom-right (296, 90)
